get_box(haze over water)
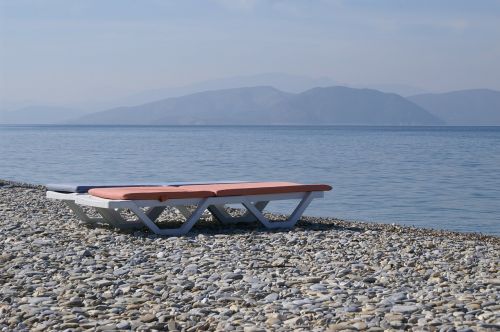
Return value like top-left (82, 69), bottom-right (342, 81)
top-left (0, 125), bottom-right (499, 235)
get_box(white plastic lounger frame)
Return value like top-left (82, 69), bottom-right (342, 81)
top-left (46, 191), bottom-right (158, 229)
top-left (47, 191), bottom-right (323, 236)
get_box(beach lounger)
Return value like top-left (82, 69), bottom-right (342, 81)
top-left (46, 181), bottom-right (250, 229)
top-left (47, 182), bottom-right (332, 235)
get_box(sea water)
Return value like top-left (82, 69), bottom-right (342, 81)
top-left (1, 125), bottom-right (499, 235)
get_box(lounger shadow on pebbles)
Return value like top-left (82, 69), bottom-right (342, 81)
top-left (46, 182), bottom-right (332, 236)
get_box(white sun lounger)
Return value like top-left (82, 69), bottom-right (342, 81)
top-left (45, 189), bottom-right (263, 230)
top-left (46, 181), bottom-right (250, 229)
top-left (47, 182), bottom-right (332, 236)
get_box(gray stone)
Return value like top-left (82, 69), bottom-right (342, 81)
top-left (391, 305), bottom-right (419, 314)
top-left (65, 297), bottom-right (84, 307)
top-left (116, 321), bottom-right (131, 329)
top-left (363, 277), bottom-right (377, 283)
top-left (344, 306), bottom-right (361, 313)
top-left (140, 314), bottom-right (156, 323)
top-left (310, 284), bottom-right (327, 292)
top-left (222, 272), bottom-right (243, 280)
top-left (78, 249), bottom-right (93, 257)
top-left (263, 293), bottom-right (279, 302)
top-left (95, 280), bottom-right (113, 287)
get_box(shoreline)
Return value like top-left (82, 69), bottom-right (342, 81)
top-left (0, 181), bottom-right (499, 330)
top-left (1, 178), bottom-right (498, 241)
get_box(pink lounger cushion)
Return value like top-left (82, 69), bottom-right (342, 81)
top-left (178, 182), bottom-right (332, 197)
top-left (89, 182), bottom-right (332, 201)
top-left (88, 186), bottom-right (215, 201)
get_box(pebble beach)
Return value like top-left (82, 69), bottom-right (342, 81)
top-left (0, 180), bottom-right (499, 331)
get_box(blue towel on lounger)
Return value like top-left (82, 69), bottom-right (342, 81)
top-left (46, 181), bottom-right (248, 193)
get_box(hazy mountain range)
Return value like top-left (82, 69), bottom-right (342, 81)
top-left (73, 86), bottom-right (442, 125)
top-left (0, 106), bottom-right (93, 125)
top-left (1, 73), bottom-right (429, 123)
top-left (408, 89), bottom-right (500, 125)
top-left (267, 86), bottom-right (440, 125)
top-left (120, 73), bottom-right (337, 107)
top-left (0, 79), bottom-right (499, 125)
top-left (117, 73), bottom-right (426, 107)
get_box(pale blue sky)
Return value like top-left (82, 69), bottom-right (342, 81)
top-left (1, 0), bottom-right (499, 106)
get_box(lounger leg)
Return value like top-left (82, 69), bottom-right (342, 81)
top-left (174, 206), bottom-right (192, 219)
top-left (146, 206), bottom-right (166, 221)
top-left (208, 202), bottom-right (269, 224)
top-left (207, 205), bottom-right (234, 224)
top-left (96, 206), bottom-right (166, 230)
top-left (64, 201), bottom-right (103, 224)
top-left (237, 201), bottom-right (269, 222)
top-left (96, 208), bottom-right (144, 230)
top-left (242, 193), bottom-right (314, 229)
top-left (287, 193), bottom-right (315, 224)
top-left (128, 199), bottom-right (210, 236)
top-left (64, 201), bottom-right (141, 229)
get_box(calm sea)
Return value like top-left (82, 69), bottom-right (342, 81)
top-left (1, 125), bottom-right (499, 235)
